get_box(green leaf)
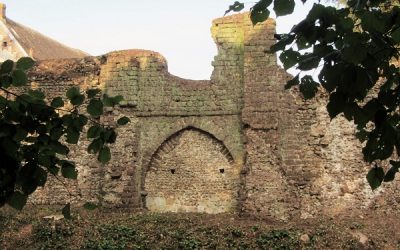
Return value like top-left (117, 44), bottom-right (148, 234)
top-left (66, 87), bottom-right (80, 100)
top-left (356, 129), bottom-right (369, 143)
top-left (366, 166), bottom-right (385, 190)
top-left (313, 44), bottom-right (334, 58)
top-left (61, 161), bottom-right (78, 180)
top-left (83, 202), bottom-right (98, 210)
top-left (297, 54), bottom-right (320, 71)
top-left (13, 126), bottom-right (27, 142)
top-left (71, 95), bottom-right (85, 106)
top-left (103, 94), bottom-right (124, 107)
top-left (114, 95), bottom-right (123, 104)
top-left (253, 0), bottom-right (272, 10)
top-left (18, 162), bottom-right (39, 195)
top-left (306, 3), bottom-right (325, 21)
top-left (66, 87), bottom-right (84, 105)
top-left (62, 114), bottom-right (73, 127)
top-left (33, 167), bottom-right (47, 187)
top-left (0, 96), bottom-right (5, 108)
top-left (38, 154), bottom-right (52, 168)
top-left (48, 165), bottom-right (60, 175)
top-left (273, 0), bottom-right (295, 16)
top-left (73, 115), bottom-right (88, 131)
top-left (269, 34), bottom-right (295, 53)
top-left (16, 57), bottom-right (35, 71)
top-left (352, 105), bottom-right (368, 127)
top-left (251, 9), bottom-right (270, 25)
top-left (86, 89), bottom-right (101, 99)
top-left (87, 125), bottom-right (102, 139)
top-left (88, 138), bottom-right (103, 154)
top-left (225, 1), bottom-right (245, 15)
top-left (28, 89), bottom-right (45, 100)
top-left (7, 191), bottom-right (27, 210)
top-left (102, 95), bottom-right (112, 107)
top-left (117, 116), bottom-right (130, 126)
top-left (0, 60), bottom-right (14, 74)
top-left (62, 203), bottom-right (72, 220)
top-left (98, 146), bottom-right (111, 164)
top-left (51, 97), bottom-right (64, 108)
top-left (327, 92), bottom-right (346, 119)
top-left (296, 36), bottom-right (311, 50)
top-left (362, 99), bottom-right (380, 123)
top-left (66, 127), bottom-right (80, 144)
top-left (12, 70), bottom-right (28, 86)
top-left (299, 76), bottom-right (319, 99)
top-left (250, 0), bottom-right (272, 25)
top-left (363, 132), bottom-right (385, 162)
top-left (87, 99), bottom-right (104, 117)
top-left (319, 64), bottom-right (342, 93)
top-left (361, 11), bottom-right (386, 33)
top-left (391, 27), bottom-right (400, 43)
top-left (337, 17), bottom-right (354, 33)
top-left (101, 129), bottom-right (117, 144)
top-left (279, 49), bottom-right (300, 70)
top-left (1, 75), bottom-right (13, 88)
top-left (284, 74), bottom-right (299, 90)
top-left (341, 33), bottom-right (368, 64)
top-left (342, 46), bottom-right (367, 64)
top-left (50, 127), bottom-right (64, 141)
top-left (384, 163), bottom-right (399, 182)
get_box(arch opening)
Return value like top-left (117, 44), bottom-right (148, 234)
top-left (144, 128), bottom-right (239, 214)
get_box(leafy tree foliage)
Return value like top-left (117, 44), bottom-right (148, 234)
top-left (227, 0), bottom-right (400, 189)
top-left (0, 58), bottom-right (129, 210)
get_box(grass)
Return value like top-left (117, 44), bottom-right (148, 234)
top-left (0, 206), bottom-right (400, 249)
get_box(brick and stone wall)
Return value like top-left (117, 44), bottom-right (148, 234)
top-left (26, 12), bottom-right (400, 219)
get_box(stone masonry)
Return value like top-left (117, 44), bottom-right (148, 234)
top-left (27, 13), bottom-right (400, 220)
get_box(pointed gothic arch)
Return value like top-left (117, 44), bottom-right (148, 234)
top-left (143, 127), bottom-right (240, 213)
top-left (146, 126), bottom-right (234, 172)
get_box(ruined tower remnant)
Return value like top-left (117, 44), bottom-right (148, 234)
top-left (27, 13), bottom-right (400, 220)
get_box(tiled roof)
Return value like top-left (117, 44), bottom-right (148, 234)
top-left (6, 18), bottom-right (89, 60)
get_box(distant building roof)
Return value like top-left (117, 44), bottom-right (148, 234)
top-left (0, 3), bottom-right (89, 61)
top-left (5, 18), bottom-right (89, 60)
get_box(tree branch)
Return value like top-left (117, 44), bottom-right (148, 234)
top-left (0, 86), bottom-right (106, 128)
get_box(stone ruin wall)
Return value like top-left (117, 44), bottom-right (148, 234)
top-left (27, 13), bottom-right (400, 220)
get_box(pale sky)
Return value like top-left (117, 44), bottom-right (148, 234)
top-left (2, 0), bottom-right (315, 79)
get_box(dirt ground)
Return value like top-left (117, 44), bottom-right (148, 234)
top-left (1, 206), bottom-right (399, 249)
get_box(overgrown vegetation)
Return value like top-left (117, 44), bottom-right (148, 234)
top-left (1, 207), bottom-right (400, 249)
top-left (0, 58), bottom-right (130, 212)
top-left (227, 0), bottom-right (400, 189)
